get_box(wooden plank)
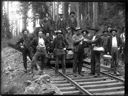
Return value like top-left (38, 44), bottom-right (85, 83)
top-left (55, 83), bottom-right (72, 87)
top-left (62, 90), bottom-right (80, 95)
top-left (78, 79), bottom-right (117, 85)
top-left (59, 86), bottom-right (76, 91)
top-left (95, 91), bottom-right (124, 95)
top-left (52, 80), bottom-right (68, 84)
top-left (74, 77), bottom-right (109, 82)
top-left (82, 82), bottom-right (123, 89)
top-left (88, 86), bottom-right (124, 93)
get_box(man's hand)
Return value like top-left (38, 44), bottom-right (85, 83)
top-left (63, 48), bottom-right (66, 50)
top-left (80, 41), bottom-right (83, 45)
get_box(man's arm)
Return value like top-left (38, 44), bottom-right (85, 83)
top-left (16, 37), bottom-right (24, 45)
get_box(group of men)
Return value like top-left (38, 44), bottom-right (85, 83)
top-left (8, 11), bottom-right (125, 77)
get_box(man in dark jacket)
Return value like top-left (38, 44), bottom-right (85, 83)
top-left (68, 12), bottom-right (77, 35)
top-left (107, 29), bottom-right (121, 75)
top-left (89, 29), bottom-right (103, 77)
top-left (76, 30), bottom-right (90, 76)
top-left (102, 30), bottom-right (110, 54)
top-left (72, 28), bottom-right (84, 76)
top-left (56, 14), bottom-right (67, 37)
top-left (16, 29), bottom-right (33, 73)
top-left (53, 30), bottom-right (68, 75)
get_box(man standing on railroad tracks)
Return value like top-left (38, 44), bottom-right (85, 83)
top-left (52, 30), bottom-right (68, 75)
top-left (72, 27), bottom-right (84, 77)
top-left (107, 29), bottom-right (121, 76)
top-left (89, 28), bottom-right (104, 77)
top-left (76, 29), bottom-right (90, 76)
top-left (30, 28), bottom-right (48, 75)
top-left (8, 29), bottom-right (33, 73)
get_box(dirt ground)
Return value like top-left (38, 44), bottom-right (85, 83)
top-left (1, 47), bottom-right (61, 94)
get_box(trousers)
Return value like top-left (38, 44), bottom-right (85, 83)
top-left (90, 50), bottom-right (101, 74)
top-left (55, 54), bottom-right (66, 74)
top-left (111, 47), bottom-right (119, 72)
top-left (31, 48), bottom-right (48, 71)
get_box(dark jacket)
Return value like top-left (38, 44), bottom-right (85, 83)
top-left (16, 34), bottom-right (32, 49)
top-left (53, 34), bottom-right (68, 49)
top-left (56, 19), bottom-right (67, 35)
top-left (68, 17), bottom-right (77, 29)
top-left (77, 41), bottom-right (89, 54)
top-left (101, 35), bottom-right (110, 52)
top-left (107, 35), bottom-right (121, 54)
top-left (72, 34), bottom-right (83, 52)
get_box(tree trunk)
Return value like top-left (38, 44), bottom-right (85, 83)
top-left (63, 2), bottom-right (69, 20)
top-left (76, 2), bottom-right (80, 27)
top-left (92, 2), bottom-right (98, 28)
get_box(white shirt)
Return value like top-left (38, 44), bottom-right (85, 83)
top-left (35, 19), bottom-right (40, 27)
top-left (112, 36), bottom-right (117, 47)
top-left (120, 33), bottom-right (125, 42)
top-left (38, 37), bottom-right (45, 48)
top-left (92, 35), bottom-right (96, 41)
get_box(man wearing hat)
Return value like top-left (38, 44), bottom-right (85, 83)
top-left (72, 27), bottom-right (84, 76)
top-left (89, 29), bottom-right (103, 77)
top-left (102, 30), bottom-right (110, 54)
top-left (68, 12), bottom-right (77, 35)
top-left (66, 27), bottom-right (74, 49)
top-left (9, 29), bottom-right (33, 73)
top-left (30, 29), bottom-right (48, 74)
top-left (107, 29), bottom-right (121, 75)
top-left (56, 14), bottom-right (67, 37)
top-left (53, 30), bottom-right (68, 75)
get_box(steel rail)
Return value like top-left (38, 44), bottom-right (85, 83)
top-left (83, 64), bottom-right (124, 83)
top-left (51, 67), bottom-right (93, 95)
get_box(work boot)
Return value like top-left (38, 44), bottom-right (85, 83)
top-left (79, 73), bottom-right (84, 76)
top-left (89, 72), bottom-right (95, 75)
top-left (94, 73), bottom-right (100, 77)
top-left (55, 71), bottom-right (59, 76)
top-left (73, 73), bottom-right (77, 77)
top-left (62, 70), bottom-right (66, 75)
top-left (114, 71), bottom-right (120, 76)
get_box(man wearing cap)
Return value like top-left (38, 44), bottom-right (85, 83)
top-left (72, 27), bottom-right (84, 76)
top-left (68, 12), bottom-right (77, 35)
top-left (53, 30), bottom-right (68, 75)
top-left (107, 29), bottom-right (121, 75)
top-left (30, 29), bottom-right (48, 74)
top-left (56, 14), bottom-right (67, 37)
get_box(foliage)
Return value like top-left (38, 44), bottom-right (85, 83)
top-left (98, 2), bottom-right (125, 31)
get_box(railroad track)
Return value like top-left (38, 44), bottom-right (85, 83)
top-left (47, 65), bottom-right (124, 95)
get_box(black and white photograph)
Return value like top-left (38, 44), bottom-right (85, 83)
top-left (1, 1), bottom-right (125, 95)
